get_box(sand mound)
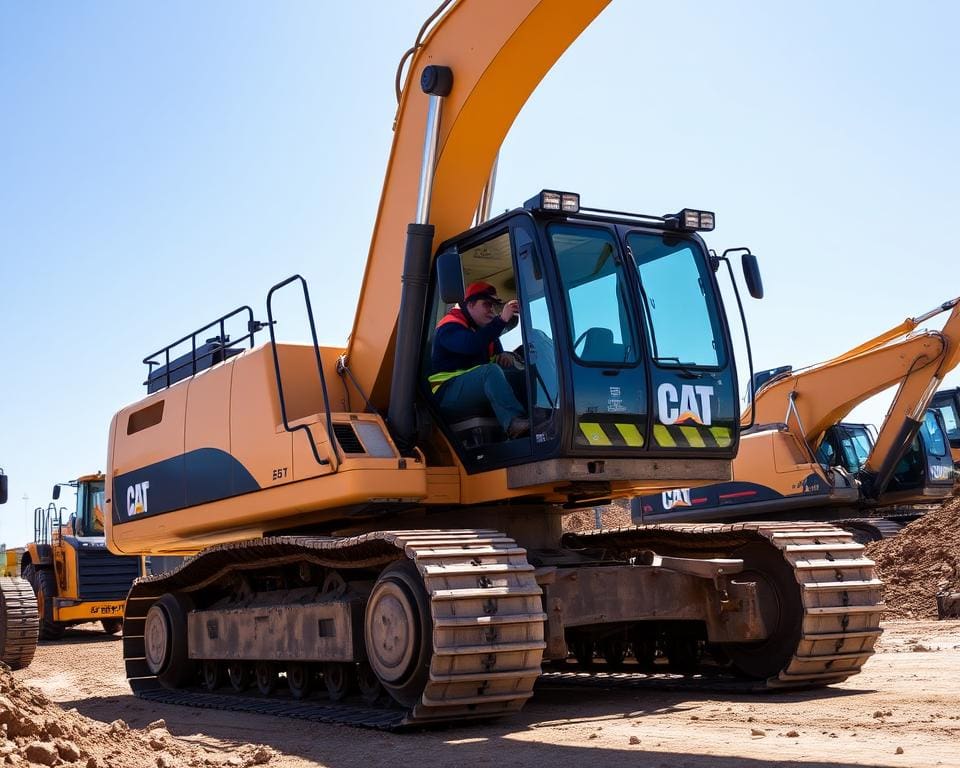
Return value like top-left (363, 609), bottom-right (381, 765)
top-left (0, 666), bottom-right (275, 768)
top-left (866, 496), bottom-right (960, 619)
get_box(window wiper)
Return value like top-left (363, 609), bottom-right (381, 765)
top-left (654, 356), bottom-right (703, 378)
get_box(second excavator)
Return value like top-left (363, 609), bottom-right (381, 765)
top-left (638, 297), bottom-right (960, 539)
top-left (102, 0), bottom-right (882, 728)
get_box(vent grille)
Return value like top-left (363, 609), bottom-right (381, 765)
top-left (333, 423), bottom-right (365, 454)
top-left (77, 549), bottom-right (140, 601)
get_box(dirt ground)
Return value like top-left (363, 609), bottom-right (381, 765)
top-left (6, 618), bottom-right (959, 768)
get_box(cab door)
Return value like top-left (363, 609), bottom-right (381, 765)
top-left (626, 230), bottom-right (738, 457)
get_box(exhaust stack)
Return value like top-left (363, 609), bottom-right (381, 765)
top-left (387, 65), bottom-right (453, 454)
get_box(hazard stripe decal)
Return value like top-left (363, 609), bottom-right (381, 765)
top-left (579, 422), bottom-right (612, 446)
top-left (678, 425), bottom-right (705, 448)
top-left (652, 424), bottom-right (676, 447)
top-left (576, 420), bottom-right (733, 450)
top-left (614, 422), bottom-right (644, 447)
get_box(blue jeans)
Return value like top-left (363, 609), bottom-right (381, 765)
top-left (435, 364), bottom-right (526, 431)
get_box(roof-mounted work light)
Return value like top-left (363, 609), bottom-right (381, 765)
top-left (666, 208), bottom-right (715, 232)
top-left (524, 189), bottom-right (580, 214)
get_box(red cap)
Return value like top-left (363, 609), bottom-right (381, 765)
top-left (463, 281), bottom-right (500, 303)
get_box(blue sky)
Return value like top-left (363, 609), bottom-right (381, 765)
top-left (2, 1), bottom-right (959, 546)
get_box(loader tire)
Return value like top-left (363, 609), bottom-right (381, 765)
top-left (22, 565), bottom-right (66, 640)
top-left (101, 619), bottom-right (123, 635)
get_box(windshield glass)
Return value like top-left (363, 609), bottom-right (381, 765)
top-left (628, 233), bottom-right (724, 368)
top-left (921, 410), bottom-right (948, 457)
top-left (838, 426), bottom-right (872, 472)
top-left (549, 225), bottom-right (639, 365)
top-left (933, 402), bottom-right (960, 441)
top-left (83, 480), bottom-right (106, 536)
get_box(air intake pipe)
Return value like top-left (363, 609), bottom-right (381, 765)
top-left (387, 65), bottom-right (453, 454)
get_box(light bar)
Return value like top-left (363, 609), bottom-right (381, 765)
top-left (670, 208), bottom-right (715, 232)
top-left (524, 189), bottom-right (580, 214)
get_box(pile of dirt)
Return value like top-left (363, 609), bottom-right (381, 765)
top-left (0, 666), bottom-right (275, 768)
top-left (865, 496), bottom-right (960, 619)
top-left (562, 499), bottom-right (634, 532)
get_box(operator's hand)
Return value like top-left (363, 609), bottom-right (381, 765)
top-left (496, 352), bottom-right (518, 369)
top-left (499, 299), bottom-right (520, 324)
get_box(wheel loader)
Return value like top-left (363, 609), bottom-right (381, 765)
top-left (0, 468), bottom-right (39, 670)
top-left (102, 0), bottom-right (882, 728)
top-left (20, 474), bottom-right (141, 640)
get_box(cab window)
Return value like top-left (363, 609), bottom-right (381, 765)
top-left (628, 233), bottom-right (724, 369)
top-left (549, 225), bottom-right (639, 365)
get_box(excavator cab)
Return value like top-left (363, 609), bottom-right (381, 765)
top-left (817, 411), bottom-right (954, 501)
top-left (884, 408), bottom-right (954, 498)
top-left (815, 423), bottom-right (873, 474)
top-left (930, 387), bottom-right (960, 467)
top-left (421, 192), bottom-right (748, 476)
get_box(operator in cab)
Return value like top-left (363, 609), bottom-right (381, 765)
top-left (429, 281), bottom-right (529, 439)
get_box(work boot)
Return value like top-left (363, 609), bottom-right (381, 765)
top-left (507, 417), bottom-right (530, 439)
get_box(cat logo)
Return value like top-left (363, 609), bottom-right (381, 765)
top-left (657, 383), bottom-right (715, 426)
top-left (662, 488), bottom-right (692, 510)
top-left (126, 481), bottom-right (150, 517)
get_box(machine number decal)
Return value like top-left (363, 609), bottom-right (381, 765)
top-left (272, 467), bottom-right (288, 481)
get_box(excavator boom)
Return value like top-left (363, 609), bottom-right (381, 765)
top-left (345, 0), bottom-right (609, 407)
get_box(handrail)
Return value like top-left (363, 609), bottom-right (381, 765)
top-left (142, 305), bottom-right (261, 390)
top-left (266, 275), bottom-right (340, 471)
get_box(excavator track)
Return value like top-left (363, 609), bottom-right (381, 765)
top-left (122, 530), bottom-right (545, 729)
top-left (564, 520), bottom-right (884, 688)
top-left (0, 577), bottom-right (39, 670)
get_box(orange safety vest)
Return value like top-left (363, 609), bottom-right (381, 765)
top-left (428, 308), bottom-right (497, 393)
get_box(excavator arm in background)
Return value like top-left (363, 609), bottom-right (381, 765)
top-left (747, 297), bottom-right (960, 495)
top-left (343, 0), bottom-right (610, 409)
top-left (863, 298), bottom-right (960, 493)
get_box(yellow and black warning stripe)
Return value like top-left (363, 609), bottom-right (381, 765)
top-left (652, 423), bottom-right (732, 449)
top-left (576, 419), bottom-right (732, 449)
top-left (577, 420), bottom-right (646, 447)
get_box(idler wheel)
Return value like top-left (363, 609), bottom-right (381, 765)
top-left (144, 593), bottom-right (195, 688)
top-left (724, 542), bottom-right (803, 679)
top-left (364, 560), bottom-right (432, 708)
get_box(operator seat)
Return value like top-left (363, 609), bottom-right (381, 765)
top-left (580, 327), bottom-right (624, 362)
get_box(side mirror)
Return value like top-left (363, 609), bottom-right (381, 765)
top-left (0, 472), bottom-right (7, 505)
top-left (52, 484), bottom-right (61, 501)
top-left (742, 252), bottom-right (764, 299)
top-left (436, 251), bottom-right (465, 304)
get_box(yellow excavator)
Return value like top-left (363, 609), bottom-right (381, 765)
top-left (103, 0), bottom-right (882, 727)
top-left (0, 469), bottom-right (40, 670)
top-left (637, 297), bottom-right (960, 540)
top-left (20, 474), bottom-right (142, 639)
